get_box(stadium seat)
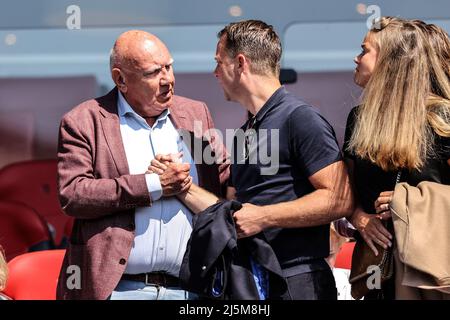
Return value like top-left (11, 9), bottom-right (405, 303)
top-left (334, 241), bottom-right (356, 270)
top-left (2, 250), bottom-right (65, 300)
top-left (0, 201), bottom-right (53, 261)
top-left (0, 160), bottom-right (73, 247)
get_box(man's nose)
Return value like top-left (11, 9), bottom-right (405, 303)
top-left (160, 69), bottom-right (173, 85)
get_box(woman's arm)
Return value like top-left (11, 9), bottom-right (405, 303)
top-left (346, 158), bottom-right (393, 256)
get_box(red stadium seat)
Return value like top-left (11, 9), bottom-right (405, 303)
top-left (334, 241), bottom-right (356, 270)
top-left (0, 160), bottom-right (73, 247)
top-left (0, 201), bottom-right (53, 261)
top-left (2, 250), bottom-right (65, 300)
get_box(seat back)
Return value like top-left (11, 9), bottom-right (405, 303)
top-left (0, 201), bottom-right (53, 261)
top-left (0, 160), bottom-right (73, 247)
top-left (334, 241), bottom-right (356, 269)
top-left (2, 250), bottom-right (65, 300)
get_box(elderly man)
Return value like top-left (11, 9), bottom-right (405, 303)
top-left (56, 30), bottom-right (228, 300)
top-left (150, 20), bottom-right (354, 300)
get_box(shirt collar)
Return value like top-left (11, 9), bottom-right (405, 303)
top-left (254, 86), bottom-right (287, 123)
top-left (117, 91), bottom-right (170, 127)
top-left (117, 90), bottom-right (134, 117)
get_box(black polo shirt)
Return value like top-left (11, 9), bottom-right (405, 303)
top-left (230, 86), bottom-right (342, 270)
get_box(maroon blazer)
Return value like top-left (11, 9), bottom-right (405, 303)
top-left (56, 89), bottom-right (229, 300)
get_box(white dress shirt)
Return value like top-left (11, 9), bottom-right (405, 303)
top-left (117, 92), bottom-right (198, 276)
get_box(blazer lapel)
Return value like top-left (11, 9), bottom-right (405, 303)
top-left (98, 89), bottom-right (130, 176)
top-left (168, 104), bottom-right (188, 131)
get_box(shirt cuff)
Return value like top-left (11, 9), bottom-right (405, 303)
top-left (145, 173), bottom-right (162, 201)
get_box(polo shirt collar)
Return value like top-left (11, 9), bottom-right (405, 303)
top-left (254, 86), bottom-right (287, 123)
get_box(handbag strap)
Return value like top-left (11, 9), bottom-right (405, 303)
top-left (384, 170), bottom-right (402, 231)
top-left (395, 170), bottom-right (402, 184)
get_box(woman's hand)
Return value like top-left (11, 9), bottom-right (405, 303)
top-left (374, 191), bottom-right (394, 214)
top-left (350, 206), bottom-right (393, 256)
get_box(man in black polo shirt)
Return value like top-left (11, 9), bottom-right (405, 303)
top-left (149, 20), bottom-right (354, 300)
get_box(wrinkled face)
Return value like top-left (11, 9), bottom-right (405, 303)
top-left (354, 33), bottom-right (379, 88)
top-left (214, 36), bottom-right (238, 101)
top-left (120, 40), bottom-right (175, 117)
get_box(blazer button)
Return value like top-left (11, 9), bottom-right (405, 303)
top-left (119, 258), bottom-right (126, 265)
top-left (201, 265), bottom-right (206, 270)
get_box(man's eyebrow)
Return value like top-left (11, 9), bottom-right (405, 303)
top-left (145, 59), bottom-right (174, 72)
top-left (143, 66), bottom-right (161, 76)
top-left (142, 59), bottom-right (174, 76)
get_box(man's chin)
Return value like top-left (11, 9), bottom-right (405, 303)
top-left (157, 95), bottom-right (173, 106)
top-left (145, 101), bottom-right (172, 117)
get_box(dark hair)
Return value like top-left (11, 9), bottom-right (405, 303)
top-left (218, 20), bottom-right (282, 76)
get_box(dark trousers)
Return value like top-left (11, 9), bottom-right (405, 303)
top-left (272, 263), bottom-right (337, 300)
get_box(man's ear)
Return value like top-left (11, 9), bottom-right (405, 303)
top-left (236, 54), bottom-right (248, 74)
top-left (112, 68), bottom-right (127, 93)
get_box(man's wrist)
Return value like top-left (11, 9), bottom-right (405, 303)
top-left (260, 205), bottom-right (273, 229)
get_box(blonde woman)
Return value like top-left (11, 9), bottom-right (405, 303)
top-left (344, 17), bottom-right (450, 299)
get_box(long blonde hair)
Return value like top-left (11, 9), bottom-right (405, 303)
top-left (418, 21), bottom-right (450, 139)
top-left (348, 17), bottom-right (450, 171)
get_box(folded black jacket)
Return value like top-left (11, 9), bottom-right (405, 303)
top-left (179, 200), bottom-right (287, 299)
